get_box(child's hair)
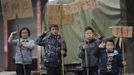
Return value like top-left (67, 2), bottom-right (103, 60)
top-left (19, 27), bottom-right (31, 37)
top-left (105, 39), bottom-right (115, 45)
top-left (84, 26), bottom-right (94, 32)
top-left (49, 24), bottom-right (59, 30)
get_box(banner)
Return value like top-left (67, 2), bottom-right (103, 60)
top-left (112, 26), bottom-right (133, 38)
top-left (47, 5), bottom-right (74, 25)
top-left (1, 0), bottom-right (33, 20)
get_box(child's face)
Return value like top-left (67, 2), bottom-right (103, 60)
top-left (85, 30), bottom-right (94, 40)
top-left (21, 29), bottom-right (29, 39)
top-left (50, 27), bottom-right (59, 35)
top-left (106, 42), bottom-right (114, 52)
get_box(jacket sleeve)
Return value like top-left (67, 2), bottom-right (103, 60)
top-left (77, 42), bottom-right (85, 59)
top-left (94, 38), bottom-right (105, 57)
top-left (94, 47), bottom-right (100, 57)
top-left (36, 33), bottom-right (47, 46)
top-left (96, 35), bottom-right (104, 42)
top-left (27, 40), bottom-right (35, 50)
top-left (94, 47), bottom-right (105, 57)
top-left (8, 34), bottom-right (18, 45)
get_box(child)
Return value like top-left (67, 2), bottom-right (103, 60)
top-left (8, 27), bottom-right (35, 75)
top-left (36, 24), bottom-right (67, 75)
top-left (94, 39), bottom-right (123, 75)
top-left (77, 26), bottom-right (102, 75)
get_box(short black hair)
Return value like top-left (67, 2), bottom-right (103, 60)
top-left (105, 39), bottom-right (115, 45)
top-left (84, 26), bottom-right (94, 32)
top-left (19, 27), bottom-right (31, 37)
top-left (49, 24), bottom-right (59, 30)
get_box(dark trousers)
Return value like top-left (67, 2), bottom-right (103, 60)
top-left (100, 72), bottom-right (119, 75)
top-left (83, 66), bottom-right (98, 75)
top-left (100, 72), bottom-right (113, 75)
top-left (16, 64), bottom-right (32, 75)
top-left (46, 66), bottom-right (61, 75)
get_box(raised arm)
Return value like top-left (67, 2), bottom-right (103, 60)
top-left (8, 31), bottom-right (18, 45)
top-left (94, 42), bottom-right (105, 57)
top-left (36, 33), bottom-right (47, 46)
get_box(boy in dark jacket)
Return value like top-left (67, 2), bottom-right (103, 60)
top-left (36, 24), bottom-right (67, 75)
top-left (77, 26), bottom-right (102, 75)
top-left (94, 39), bottom-right (123, 75)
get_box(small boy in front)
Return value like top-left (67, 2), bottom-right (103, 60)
top-left (94, 39), bottom-right (123, 75)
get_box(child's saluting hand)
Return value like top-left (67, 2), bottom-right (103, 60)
top-left (11, 31), bottom-right (18, 35)
top-left (99, 42), bottom-right (105, 48)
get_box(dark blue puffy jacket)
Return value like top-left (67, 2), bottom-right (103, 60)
top-left (94, 48), bottom-right (123, 74)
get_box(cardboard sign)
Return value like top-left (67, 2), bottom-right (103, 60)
top-left (80, 0), bottom-right (98, 10)
top-left (112, 26), bottom-right (133, 38)
top-left (47, 5), bottom-right (74, 25)
top-left (62, 0), bottom-right (98, 15)
top-left (63, 2), bottom-right (81, 15)
top-left (1, 0), bottom-right (33, 20)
